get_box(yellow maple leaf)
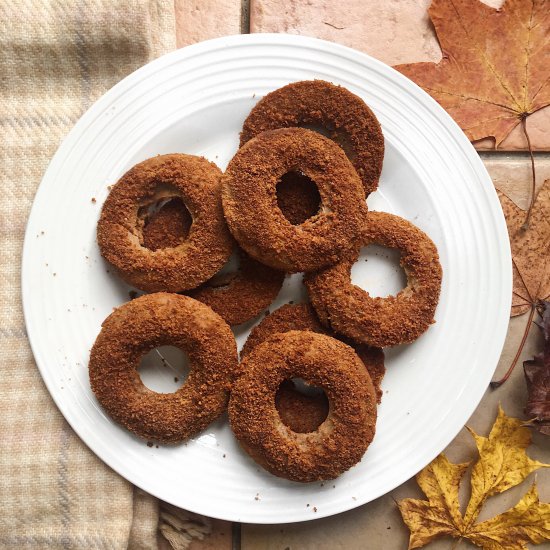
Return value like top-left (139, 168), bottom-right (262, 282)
top-left (398, 407), bottom-right (550, 549)
top-left (398, 455), bottom-right (468, 548)
top-left (463, 406), bottom-right (548, 527)
top-left (469, 484), bottom-right (550, 550)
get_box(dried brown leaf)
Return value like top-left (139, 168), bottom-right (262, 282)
top-left (524, 300), bottom-right (550, 435)
top-left (395, 0), bottom-right (550, 146)
top-left (499, 180), bottom-right (550, 317)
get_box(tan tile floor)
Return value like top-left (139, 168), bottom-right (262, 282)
top-left (173, 1), bottom-right (550, 547)
top-left (175, 0), bottom-right (242, 47)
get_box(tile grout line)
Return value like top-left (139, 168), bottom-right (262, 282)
top-left (232, 521), bottom-right (242, 550)
top-left (241, 0), bottom-right (251, 34)
top-left (478, 151), bottom-right (550, 159)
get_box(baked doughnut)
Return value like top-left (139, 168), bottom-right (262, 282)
top-left (229, 331), bottom-right (377, 482)
top-left (240, 80), bottom-right (384, 196)
top-left (187, 250), bottom-right (285, 326)
top-left (351, 344), bottom-right (385, 404)
top-left (222, 128), bottom-right (367, 272)
top-left (140, 201), bottom-right (284, 326)
top-left (242, 303), bottom-right (385, 403)
top-left (89, 293), bottom-right (239, 444)
top-left (243, 303), bottom-right (330, 433)
top-left (305, 211), bottom-right (442, 347)
top-left (97, 154), bottom-right (233, 293)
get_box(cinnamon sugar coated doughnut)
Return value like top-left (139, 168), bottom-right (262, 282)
top-left (241, 80), bottom-right (385, 196)
top-left (97, 154), bottom-right (233, 293)
top-left (89, 293), bottom-right (239, 443)
top-left (243, 303), bottom-right (385, 403)
top-left (305, 212), bottom-right (442, 347)
top-left (188, 250), bottom-right (284, 326)
top-left (351, 344), bottom-right (385, 404)
top-left (229, 331), bottom-right (377, 482)
top-left (141, 202), bottom-right (284, 325)
top-left (222, 128), bottom-right (367, 272)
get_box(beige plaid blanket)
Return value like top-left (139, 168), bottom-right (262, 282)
top-left (0, 1), bottom-right (209, 548)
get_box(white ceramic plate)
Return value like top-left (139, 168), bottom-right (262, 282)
top-left (22, 34), bottom-right (511, 523)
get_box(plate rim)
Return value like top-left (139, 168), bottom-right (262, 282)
top-left (21, 32), bottom-right (512, 523)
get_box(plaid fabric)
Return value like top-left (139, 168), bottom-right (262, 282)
top-left (0, 1), bottom-right (175, 548)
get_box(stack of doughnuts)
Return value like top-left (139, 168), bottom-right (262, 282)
top-left (90, 80), bottom-right (442, 482)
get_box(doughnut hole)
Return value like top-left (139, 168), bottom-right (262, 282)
top-left (141, 197), bottom-right (192, 251)
top-left (138, 345), bottom-right (190, 393)
top-left (276, 171), bottom-right (321, 225)
top-left (351, 244), bottom-right (407, 298)
top-left (275, 378), bottom-right (329, 433)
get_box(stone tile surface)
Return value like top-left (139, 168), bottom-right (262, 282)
top-left (187, 519), bottom-right (232, 550)
top-left (174, 0), bottom-right (241, 47)
top-left (250, 0), bottom-right (550, 151)
top-left (481, 153), bottom-right (550, 208)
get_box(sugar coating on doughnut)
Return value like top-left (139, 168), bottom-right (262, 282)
top-left (305, 211), bottom-right (442, 347)
top-left (240, 80), bottom-right (384, 196)
top-left (98, 154), bottom-right (233, 293)
top-left (243, 303), bottom-right (385, 404)
top-left (351, 344), bottom-right (385, 404)
top-left (187, 250), bottom-right (284, 326)
top-left (241, 303), bottom-right (326, 357)
top-left (89, 293), bottom-right (239, 444)
top-left (243, 303), bottom-right (331, 434)
top-left (229, 330), bottom-right (377, 482)
top-left (222, 128), bottom-right (367, 273)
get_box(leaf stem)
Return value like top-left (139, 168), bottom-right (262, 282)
top-left (520, 115), bottom-right (536, 230)
top-left (491, 303), bottom-right (536, 388)
top-left (450, 538), bottom-right (463, 550)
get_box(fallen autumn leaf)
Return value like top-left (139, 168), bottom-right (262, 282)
top-left (491, 180), bottom-right (550, 387)
top-left (398, 406), bottom-right (550, 549)
top-left (395, 0), bottom-right (550, 223)
top-left (524, 300), bottom-right (550, 435)
top-left (394, 0), bottom-right (550, 146)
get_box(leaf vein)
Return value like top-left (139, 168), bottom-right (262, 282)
top-left (449, 0), bottom-right (523, 112)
